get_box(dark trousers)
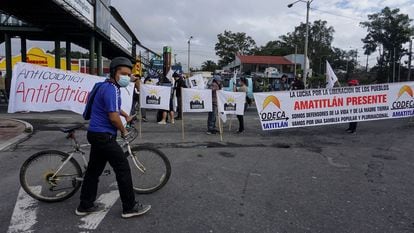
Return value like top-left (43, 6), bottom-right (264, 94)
top-left (80, 132), bottom-right (136, 211)
top-left (176, 96), bottom-right (182, 118)
top-left (236, 103), bottom-right (248, 132)
top-left (207, 103), bottom-right (218, 131)
top-left (349, 122), bottom-right (358, 131)
top-left (236, 115), bottom-right (244, 132)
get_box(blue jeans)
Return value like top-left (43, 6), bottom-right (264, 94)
top-left (207, 103), bottom-right (218, 131)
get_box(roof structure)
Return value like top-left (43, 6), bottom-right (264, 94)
top-left (238, 55), bottom-right (293, 65)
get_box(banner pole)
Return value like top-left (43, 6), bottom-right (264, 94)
top-left (181, 88), bottom-right (185, 141)
top-left (228, 114), bottom-right (233, 131)
top-left (139, 105), bottom-right (142, 139)
top-left (218, 112), bottom-right (223, 142)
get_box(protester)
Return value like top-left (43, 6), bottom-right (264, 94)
top-left (291, 74), bottom-right (305, 90)
top-left (173, 72), bottom-right (187, 120)
top-left (234, 77), bottom-right (248, 134)
top-left (280, 74), bottom-right (290, 91)
top-left (77, 57), bottom-right (150, 218)
top-left (130, 74), bottom-right (141, 116)
top-left (140, 76), bottom-right (152, 122)
top-left (207, 75), bottom-right (222, 134)
top-left (346, 79), bottom-right (359, 134)
top-left (158, 77), bottom-right (175, 124)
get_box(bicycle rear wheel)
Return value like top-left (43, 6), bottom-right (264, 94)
top-left (127, 146), bottom-right (171, 194)
top-left (19, 150), bottom-right (83, 202)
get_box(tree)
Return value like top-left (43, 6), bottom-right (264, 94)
top-left (254, 40), bottom-right (293, 56)
top-left (360, 7), bottom-right (413, 82)
top-left (279, 20), bottom-right (335, 75)
top-left (215, 30), bottom-right (257, 67)
top-left (201, 60), bottom-right (218, 72)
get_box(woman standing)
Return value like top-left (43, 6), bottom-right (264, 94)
top-left (235, 78), bottom-right (248, 134)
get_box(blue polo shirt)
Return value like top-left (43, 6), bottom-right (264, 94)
top-left (88, 81), bottom-right (121, 136)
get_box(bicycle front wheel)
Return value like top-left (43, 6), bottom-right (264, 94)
top-left (20, 150), bottom-right (83, 202)
top-left (127, 146), bottom-right (171, 194)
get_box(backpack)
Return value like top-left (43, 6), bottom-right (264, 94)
top-left (83, 82), bottom-right (105, 120)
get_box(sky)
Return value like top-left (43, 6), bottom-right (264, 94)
top-left (1, 0), bottom-right (414, 70)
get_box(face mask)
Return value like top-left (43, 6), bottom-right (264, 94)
top-left (117, 75), bottom-right (130, 87)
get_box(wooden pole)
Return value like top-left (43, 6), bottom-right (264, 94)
top-left (218, 112), bottom-right (223, 142)
top-left (139, 106), bottom-right (142, 139)
top-left (181, 88), bottom-right (185, 141)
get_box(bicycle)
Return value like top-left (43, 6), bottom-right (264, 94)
top-left (19, 125), bottom-right (171, 202)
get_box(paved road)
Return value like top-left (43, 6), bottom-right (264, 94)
top-left (1, 107), bottom-right (414, 233)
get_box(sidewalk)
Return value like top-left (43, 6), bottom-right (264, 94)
top-left (0, 118), bottom-right (33, 151)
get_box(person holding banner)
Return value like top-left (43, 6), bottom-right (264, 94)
top-left (234, 78), bottom-right (248, 134)
top-left (346, 79), bottom-right (359, 134)
top-left (77, 57), bottom-right (151, 218)
top-left (207, 76), bottom-right (222, 134)
top-left (173, 72), bottom-right (187, 120)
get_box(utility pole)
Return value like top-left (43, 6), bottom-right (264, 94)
top-left (187, 36), bottom-right (193, 75)
top-left (393, 47), bottom-right (396, 83)
top-left (409, 39), bottom-right (412, 81)
top-left (366, 54), bottom-right (369, 72)
top-left (294, 45), bottom-right (297, 77)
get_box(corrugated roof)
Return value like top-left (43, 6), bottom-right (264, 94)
top-left (238, 55), bottom-right (293, 65)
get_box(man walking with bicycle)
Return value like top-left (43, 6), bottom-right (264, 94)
top-left (76, 57), bottom-right (151, 218)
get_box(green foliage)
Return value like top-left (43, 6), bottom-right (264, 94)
top-left (201, 60), bottom-right (219, 72)
top-left (279, 20), bottom-right (335, 74)
top-left (215, 30), bottom-right (257, 67)
top-left (360, 7), bottom-right (413, 82)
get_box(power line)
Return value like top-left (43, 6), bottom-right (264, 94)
top-left (310, 7), bottom-right (366, 22)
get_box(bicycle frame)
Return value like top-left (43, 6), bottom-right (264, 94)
top-left (50, 131), bottom-right (146, 181)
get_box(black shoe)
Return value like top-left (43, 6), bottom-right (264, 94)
top-left (235, 130), bottom-right (244, 134)
top-left (122, 203), bottom-right (151, 218)
top-left (142, 118), bottom-right (148, 122)
top-left (346, 129), bottom-right (356, 134)
top-left (206, 130), bottom-right (217, 135)
top-left (75, 204), bottom-right (102, 216)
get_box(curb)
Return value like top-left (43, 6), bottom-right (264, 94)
top-left (0, 118), bottom-right (33, 151)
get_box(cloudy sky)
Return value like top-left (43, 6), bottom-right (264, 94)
top-left (111, 0), bottom-right (414, 69)
top-left (2, 0), bottom-right (414, 69)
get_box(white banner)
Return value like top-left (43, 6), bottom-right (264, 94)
top-left (254, 82), bottom-right (414, 130)
top-left (188, 75), bottom-right (206, 89)
top-left (217, 90), bottom-right (246, 116)
top-left (139, 84), bottom-right (171, 110)
top-left (7, 62), bottom-right (133, 116)
top-left (182, 88), bottom-right (212, 113)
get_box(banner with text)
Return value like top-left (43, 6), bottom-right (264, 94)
top-left (7, 62), bottom-right (134, 115)
top-left (188, 75), bottom-right (206, 89)
top-left (139, 84), bottom-right (171, 110)
top-left (182, 88), bottom-right (212, 113)
top-left (254, 82), bottom-right (414, 130)
top-left (217, 90), bottom-right (246, 116)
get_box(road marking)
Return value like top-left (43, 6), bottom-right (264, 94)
top-left (7, 187), bottom-right (40, 233)
top-left (79, 183), bottom-right (119, 232)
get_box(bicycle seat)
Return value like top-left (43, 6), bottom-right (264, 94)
top-left (59, 125), bottom-right (84, 133)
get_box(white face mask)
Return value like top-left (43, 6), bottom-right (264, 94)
top-left (117, 75), bottom-right (130, 87)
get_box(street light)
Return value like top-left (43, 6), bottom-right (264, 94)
top-left (187, 36), bottom-right (193, 75)
top-left (288, 0), bottom-right (313, 88)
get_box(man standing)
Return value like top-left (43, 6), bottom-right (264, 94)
top-left (76, 57), bottom-right (151, 218)
top-left (207, 76), bottom-right (222, 134)
top-left (346, 79), bottom-right (359, 133)
top-left (173, 72), bottom-right (187, 120)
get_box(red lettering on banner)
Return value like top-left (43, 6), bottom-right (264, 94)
top-left (345, 94), bottom-right (387, 106)
top-left (294, 97), bottom-right (344, 110)
top-left (14, 82), bottom-right (89, 104)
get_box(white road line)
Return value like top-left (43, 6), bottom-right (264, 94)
top-left (79, 183), bottom-right (120, 232)
top-left (7, 187), bottom-right (40, 233)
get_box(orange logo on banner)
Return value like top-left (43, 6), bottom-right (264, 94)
top-left (262, 95), bottom-right (281, 110)
top-left (398, 85), bottom-right (414, 98)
